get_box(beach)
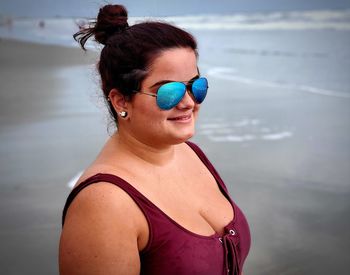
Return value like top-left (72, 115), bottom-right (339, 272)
top-left (1, 19), bottom-right (350, 275)
top-left (0, 39), bottom-right (103, 274)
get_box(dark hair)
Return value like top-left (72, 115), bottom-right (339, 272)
top-left (73, 4), bottom-right (197, 126)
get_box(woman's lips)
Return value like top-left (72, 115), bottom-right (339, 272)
top-left (168, 114), bottom-right (192, 121)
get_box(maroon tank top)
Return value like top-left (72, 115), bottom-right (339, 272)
top-left (62, 141), bottom-right (251, 275)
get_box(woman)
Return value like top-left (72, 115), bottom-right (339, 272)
top-left (59, 4), bottom-right (250, 275)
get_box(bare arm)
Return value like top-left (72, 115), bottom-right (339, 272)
top-left (59, 182), bottom-right (145, 275)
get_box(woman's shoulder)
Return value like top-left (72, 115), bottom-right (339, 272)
top-left (64, 165), bottom-right (146, 228)
top-left (72, 163), bottom-right (120, 189)
top-left (65, 161), bottom-right (149, 228)
top-left (59, 174), bottom-right (144, 274)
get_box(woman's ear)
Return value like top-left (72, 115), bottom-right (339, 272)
top-left (108, 88), bottom-right (130, 114)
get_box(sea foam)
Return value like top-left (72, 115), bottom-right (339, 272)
top-left (207, 67), bottom-right (350, 99)
top-left (162, 10), bottom-right (350, 30)
top-left (1, 9), bottom-right (350, 46)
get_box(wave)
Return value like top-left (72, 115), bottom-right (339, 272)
top-left (207, 132), bottom-right (293, 142)
top-left (208, 134), bottom-right (256, 142)
top-left (224, 48), bottom-right (328, 59)
top-left (207, 67), bottom-right (350, 99)
top-left (67, 171), bottom-right (83, 189)
top-left (261, 131), bottom-right (293, 140)
top-left (1, 10), bottom-right (349, 47)
top-left (198, 117), bottom-right (294, 143)
top-left (159, 10), bottom-right (350, 31)
top-left (198, 119), bottom-right (294, 143)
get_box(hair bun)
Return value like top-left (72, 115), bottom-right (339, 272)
top-left (94, 4), bottom-right (129, 45)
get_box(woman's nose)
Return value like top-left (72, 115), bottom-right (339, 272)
top-left (176, 90), bottom-right (195, 109)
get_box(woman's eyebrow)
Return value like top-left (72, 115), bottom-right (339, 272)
top-left (149, 74), bottom-right (200, 88)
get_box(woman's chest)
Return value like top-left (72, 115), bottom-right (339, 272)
top-left (133, 165), bottom-right (235, 236)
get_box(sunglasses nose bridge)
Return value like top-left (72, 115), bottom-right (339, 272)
top-left (179, 82), bottom-right (194, 100)
top-left (177, 86), bottom-right (196, 108)
top-left (183, 82), bottom-right (195, 100)
top-left (185, 82), bottom-right (193, 93)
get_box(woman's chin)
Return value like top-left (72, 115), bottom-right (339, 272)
top-left (170, 129), bottom-right (195, 144)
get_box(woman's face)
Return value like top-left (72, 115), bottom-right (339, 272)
top-left (126, 47), bottom-right (201, 147)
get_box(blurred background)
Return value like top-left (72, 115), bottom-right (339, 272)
top-left (1, 0), bottom-right (350, 274)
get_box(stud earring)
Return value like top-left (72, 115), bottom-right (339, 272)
top-left (119, 111), bottom-right (128, 118)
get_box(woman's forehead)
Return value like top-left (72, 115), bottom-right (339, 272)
top-left (145, 48), bottom-right (198, 84)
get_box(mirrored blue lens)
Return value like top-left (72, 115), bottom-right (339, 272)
top-left (192, 77), bottom-right (208, 104)
top-left (157, 82), bottom-right (186, 110)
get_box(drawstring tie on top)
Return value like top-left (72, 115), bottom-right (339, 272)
top-left (219, 228), bottom-right (240, 275)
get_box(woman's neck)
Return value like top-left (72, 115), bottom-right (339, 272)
top-left (111, 131), bottom-right (177, 167)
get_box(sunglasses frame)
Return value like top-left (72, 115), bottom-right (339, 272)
top-left (134, 77), bottom-right (208, 109)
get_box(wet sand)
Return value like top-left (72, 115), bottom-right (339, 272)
top-left (0, 39), bottom-right (103, 274)
top-left (1, 38), bottom-right (350, 274)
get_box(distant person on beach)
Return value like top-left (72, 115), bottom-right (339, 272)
top-left (38, 20), bottom-right (45, 28)
top-left (59, 4), bottom-right (250, 275)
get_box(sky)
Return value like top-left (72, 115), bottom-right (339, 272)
top-left (1, 0), bottom-right (350, 17)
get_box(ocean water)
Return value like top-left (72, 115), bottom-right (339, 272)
top-left (198, 29), bottom-right (350, 97)
top-left (1, 9), bottom-right (349, 97)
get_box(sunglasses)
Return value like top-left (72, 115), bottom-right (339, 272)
top-left (134, 77), bottom-right (208, 110)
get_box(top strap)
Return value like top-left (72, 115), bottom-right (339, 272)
top-left (61, 173), bottom-right (156, 226)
